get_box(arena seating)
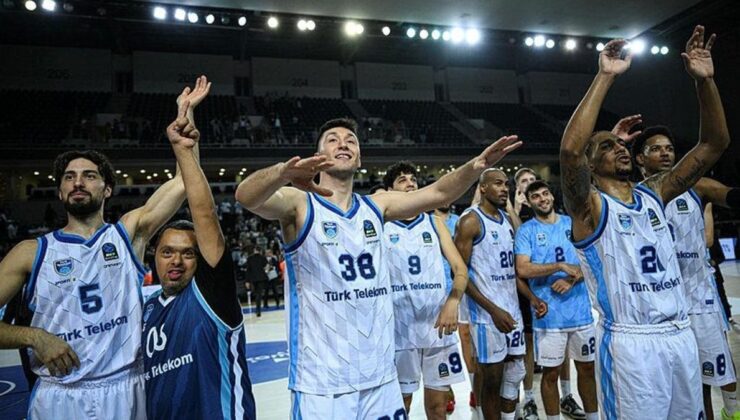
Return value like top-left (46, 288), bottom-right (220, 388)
top-left (359, 99), bottom-right (464, 144)
top-left (454, 102), bottom-right (559, 144)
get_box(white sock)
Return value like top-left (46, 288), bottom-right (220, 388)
top-left (547, 416), bottom-right (561, 420)
top-left (514, 403), bottom-right (521, 418)
top-left (586, 413), bottom-right (599, 420)
top-left (502, 412), bottom-right (516, 420)
top-left (560, 380), bottom-right (571, 398)
top-left (476, 406), bottom-right (484, 417)
top-left (469, 372), bottom-right (475, 389)
top-left (723, 389), bottom-right (738, 415)
top-left (525, 388), bottom-right (535, 403)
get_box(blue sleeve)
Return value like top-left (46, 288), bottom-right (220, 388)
top-left (514, 223), bottom-right (532, 256)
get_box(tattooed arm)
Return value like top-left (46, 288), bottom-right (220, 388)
top-left (647, 26), bottom-right (730, 203)
top-left (560, 39), bottom-right (631, 241)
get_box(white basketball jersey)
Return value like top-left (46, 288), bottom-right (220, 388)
top-left (466, 206), bottom-right (521, 325)
top-left (284, 193), bottom-right (396, 395)
top-left (665, 189), bottom-right (717, 314)
top-left (574, 186), bottom-right (686, 325)
top-left (25, 223), bottom-right (145, 383)
top-left (385, 213), bottom-right (458, 350)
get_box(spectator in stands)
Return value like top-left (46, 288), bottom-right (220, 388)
top-left (246, 246), bottom-right (269, 317)
top-left (263, 248), bottom-right (281, 308)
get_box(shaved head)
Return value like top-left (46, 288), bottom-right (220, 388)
top-left (479, 168), bottom-right (507, 185)
top-left (586, 131), bottom-right (621, 161)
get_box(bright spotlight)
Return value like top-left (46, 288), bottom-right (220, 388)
top-left (660, 46), bottom-right (669, 55)
top-left (345, 21), bottom-right (363, 36)
top-left (41, 0), bottom-right (54, 11)
top-left (431, 29), bottom-right (440, 40)
top-left (62, 2), bottom-right (73, 12)
top-left (25, 0), bottom-right (36, 10)
top-left (525, 37), bottom-right (534, 46)
top-left (545, 39), bottom-right (555, 49)
top-left (205, 14), bottom-right (215, 24)
top-left (565, 39), bottom-right (577, 50)
top-left (442, 30), bottom-right (450, 41)
top-left (451, 27), bottom-right (464, 44)
top-left (465, 28), bottom-right (480, 45)
top-left (152, 6), bottom-right (166, 20)
top-left (534, 35), bottom-right (545, 47)
top-left (187, 12), bottom-right (198, 23)
top-left (297, 19), bottom-right (307, 31)
top-left (382, 26), bottom-right (391, 36)
top-left (174, 8), bottom-right (186, 21)
top-left (267, 16), bottom-right (279, 28)
top-left (238, 16), bottom-right (246, 26)
top-left (650, 45), bottom-right (659, 55)
top-left (596, 42), bottom-right (605, 51)
top-left (629, 39), bottom-right (646, 54)
top-left (406, 27), bottom-right (416, 38)
top-left (306, 20), bottom-right (315, 31)
top-left (419, 29), bottom-right (429, 39)
top-left (355, 23), bottom-right (363, 34)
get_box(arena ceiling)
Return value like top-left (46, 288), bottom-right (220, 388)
top-left (140, 0), bottom-right (702, 39)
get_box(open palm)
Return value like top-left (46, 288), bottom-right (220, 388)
top-left (682, 25), bottom-right (716, 80)
top-left (176, 75), bottom-right (212, 109)
top-left (599, 39), bottom-right (632, 76)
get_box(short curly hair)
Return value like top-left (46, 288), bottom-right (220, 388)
top-left (383, 161), bottom-right (417, 190)
top-left (53, 150), bottom-right (116, 190)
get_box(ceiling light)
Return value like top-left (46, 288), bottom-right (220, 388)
top-left (24, 0), bottom-right (36, 10)
top-left (174, 8), bottom-right (185, 21)
top-left (187, 12), bottom-right (198, 23)
top-left (431, 29), bottom-right (440, 40)
top-left (650, 45), bottom-right (659, 55)
top-left (442, 30), bottom-right (450, 41)
top-left (237, 16), bottom-right (246, 26)
top-left (451, 27), bottom-right (464, 44)
top-left (660, 46), bottom-right (669, 55)
top-left (267, 16), bottom-right (278, 28)
top-left (40, 0), bottom-right (54, 11)
top-left (628, 38), bottom-right (646, 54)
top-left (565, 39), bottom-right (577, 50)
top-left (465, 28), bottom-right (481, 45)
top-left (545, 39), bottom-right (555, 48)
top-left (152, 6), bottom-right (166, 20)
top-left (382, 26), bottom-right (391, 36)
top-left (306, 19), bottom-right (315, 30)
top-left (297, 19), bottom-right (307, 31)
top-left (596, 42), bottom-right (605, 51)
top-left (525, 37), bottom-right (534, 46)
top-left (534, 35), bottom-right (545, 47)
top-left (205, 14), bottom-right (215, 24)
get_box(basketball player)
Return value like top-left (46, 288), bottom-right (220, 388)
top-left (515, 180), bottom-right (598, 420)
top-left (235, 117), bottom-right (521, 419)
top-left (142, 99), bottom-right (256, 419)
top-left (559, 27), bottom-right (729, 419)
top-left (455, 169), bottom-right (547, 420)
top-left (632, 125), bottom-right (739, 420)
top-left (381, 161), bottom-right (467, 420)
top-left (0, 76), bottom-right (211, 418)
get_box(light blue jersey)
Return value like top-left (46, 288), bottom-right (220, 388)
top-left (441, 213), bottom-right (460, 293)
top-left (515, 214), bottom-right (593, 330)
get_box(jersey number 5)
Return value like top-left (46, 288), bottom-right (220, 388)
top-left (79, 284), bottom-right (103, 314)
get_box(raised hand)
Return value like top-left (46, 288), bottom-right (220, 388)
top-left (167, 100), bottom-right (199, 149)
top-left (473, 135), bottom-right (522, 170)
top-left (611, 114), bottom-right (643, 142)
top-left (32, 329), bottom-right (81, 377)
top-left (279, 155), bottom-right (335, 196)
top-left (682, 25), bottom-right (716, 80)
top-left (599, 39), bottom-right (632, 76)
top-left (176, 75), bottom-right (212, 110)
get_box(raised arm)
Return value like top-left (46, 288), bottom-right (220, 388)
top-left (374, 135), bottom-right (522, 222)
top-left (693, 177), bottom-right (738, 209)
top-left (560, 39), bottom-right (630, 240)
top-left (704, 203), bottom-right (714, 247)
top-left (647, 26), bottom-right (730, 203)
top-left (433, 215), bottom-right (468, 337)
top-left (0, 240), bottom-right (80, 376)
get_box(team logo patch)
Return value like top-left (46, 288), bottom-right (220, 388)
top-left (703, 362), bottom-right (715, 377)
top-left (618, 214), bottom-right (632, 230)
top-left (536, 233), bottom-right (547, 246)
top-left (492, 231), bottom-right (499, 240)
top-left (54, 259), bottom-right (74, 276)
top-left (565, 229), bottom-right (572, 240)
top-left (143, 304), bottom-right (155, 323)
top-left (363, 220), bottom-right (377, 238)
top-left (648, 208), bottom-right (661, 227)
top-left (322, 222), bottom-right (338, 239)
top-left (676, 198), bottom-right (689, 212)
top-left (101, 242), bottom-right (119, 261)
top-left (389, 233), bottom-right (400, 244)
top-left (581, 344), bottom-right (590, 356)
top-left (438, 363), bottom-right (450, 378)
top-left (422, 232), bottom-right (433, 244)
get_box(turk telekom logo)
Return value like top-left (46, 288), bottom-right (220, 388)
top-left (146, 324), bottom-right (168, 358)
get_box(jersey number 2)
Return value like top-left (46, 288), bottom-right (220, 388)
top-left (79, 284), bottom-right (103, 314)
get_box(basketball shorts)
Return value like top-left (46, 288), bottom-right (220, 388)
top-left (458, 295), bottom-right (470, 324)
top-left (395, 343), bottom-right (466, 394)
top-left (471, 322), bottom-right (526, 364)
top-left (291, 379), bottom-right (406, 420)
top-left (689, 311), bottom-right (737, 387)
top-left (596, 319), bottom-right (703, 420)
top-left (28, 366), bottom-right (146, 420)
top-left (534, 324), bottom-right (596, 367)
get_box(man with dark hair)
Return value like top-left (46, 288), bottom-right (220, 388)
top-left (632, 124), bottom-right (740, 420)
top-left (236, 112), bottom-right (521, 418)
top-left (246, 246), bottom-right (269, 317)
top-left (559, 27), bottom-right (729, 419)
top-left (315, 117), bottom-right (358, 147)
top-left (143, 98), bottom-right (255, 419)
top-left (0, 76), bottom-right (210, 419)
top-left (515, 180), bottom-right (598, 420)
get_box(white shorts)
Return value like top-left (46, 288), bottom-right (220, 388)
top-left (28, 367), bottom-right (146, 420)
top-left (291, 379), bottom-right (406, 420)
top-left (471, 322), bottom-right (526, 364)
top-left (534, 324), bottom-right (596, 367)
top-left (395, 344), bottom-right (466, 394)
top-left (690, 311), bottom-right (737, 387)
top-left (458, 295), bottom-right (470, 324)
top-left (596, 319), bottom-right (703, 420)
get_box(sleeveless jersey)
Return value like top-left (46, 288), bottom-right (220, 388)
top-left (284, 193), bottom-right (395, 394)
top-left (441, 213), bottom-right (460, 293)
top-left (385, 213), bottom-right (458, 350)
top-left (466, 206), bottom-right (521, 325)
top-left (24, 223), bottom-right (144, 383)
top-left (665, 189), bottom-right (717, 314)
top-left (142, 280), bottom-right (255, 420)
top-left (573, 186), bottom-right (686, 325)
top-left (515, 214), bottom-right (593, 330)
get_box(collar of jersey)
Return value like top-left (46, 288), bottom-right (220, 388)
top-left (604, 190), bottom-right (642, 211)
top-left (479, 208), bottom-right (504, 224)
top-left (392, 213), bottom-right (425, 229)
top-left (312, 193), bottom-right (360, 219)
top-left (53, 223), bottom-right (111, 246)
